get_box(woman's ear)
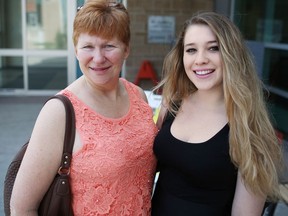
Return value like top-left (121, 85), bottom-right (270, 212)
top-left (74, 46), bottom-right (79, 59)
top-left (124, 45), bottom-right (130, 59)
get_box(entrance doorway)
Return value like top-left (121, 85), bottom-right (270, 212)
top-left (0, 0), bottom-right (76, 94)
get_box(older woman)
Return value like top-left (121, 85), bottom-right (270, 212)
top-left (10, 0), bottom-right (157, 215)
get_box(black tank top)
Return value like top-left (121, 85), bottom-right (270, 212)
top-left (152, 113), bottom-right (237, 216)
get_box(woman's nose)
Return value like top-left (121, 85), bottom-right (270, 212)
top-left (92, 49), bottom-right (106, 63)
top-left (195, 51), bottom-right (208, 65)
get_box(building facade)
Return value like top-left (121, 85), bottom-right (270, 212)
top-left (0, 0), bottom-right (287, 138)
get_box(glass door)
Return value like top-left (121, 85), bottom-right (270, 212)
top-left (0, 0), bottom-right (23, 89)
top-left (0, 0), bottom-right (76, 93)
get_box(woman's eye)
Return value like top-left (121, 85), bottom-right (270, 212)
top-left (209, 46), bottom-right (219, 51)
top-left (105, 44), bottom-right (115, 49)
top-left (186, 48), bottom-right (196, 53)
top-left (83, 45), bottom-right (93, 49)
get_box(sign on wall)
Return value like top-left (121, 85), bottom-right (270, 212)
top-left (148, 15), bottom-right (175, 44)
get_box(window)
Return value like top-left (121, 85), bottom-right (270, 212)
top-left (234, 0), bottom-right (288, 135)
top-left (26, 0), bottom-right (67, 50)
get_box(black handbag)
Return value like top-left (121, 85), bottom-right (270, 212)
top-left (3, 94), bottom-right (75, 216)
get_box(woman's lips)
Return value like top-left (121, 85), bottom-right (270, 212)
top-left (194, 69), bottom-right (214, 76)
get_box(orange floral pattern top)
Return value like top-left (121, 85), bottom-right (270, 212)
top-left (61, 78), bottom-right (158, 216)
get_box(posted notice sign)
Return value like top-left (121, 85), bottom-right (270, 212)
top-left (148, 15), bottom-right (175, 44)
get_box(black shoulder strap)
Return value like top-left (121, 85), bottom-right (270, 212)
top-left (46, 94), bottom-right (75, 175)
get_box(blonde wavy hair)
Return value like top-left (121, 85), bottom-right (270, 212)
top-left (155, 11), bottom-right (283, 201)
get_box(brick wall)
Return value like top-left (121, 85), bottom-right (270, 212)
top-left (126, 0), bottom-right (214, 89)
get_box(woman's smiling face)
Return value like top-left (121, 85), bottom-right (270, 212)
top-left (183, 24), bottom-right (223, 92)
top-left (75, 33), bottom-right (129, 86)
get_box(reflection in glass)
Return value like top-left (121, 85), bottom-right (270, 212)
top-left (264, 49), bottom-right (288, 92)
top-left (26, 0), bottom-right (67, 50)
top-left (0, 56), bottom-right (23, 88)
top-left (28, 56), bottom-right (67, 90)
top-left (234, 0), bottom-right (288, 43)
top-left (269, 94), bottom-right (288, 135)
top-left (0, 0), bottom-right (22, 48)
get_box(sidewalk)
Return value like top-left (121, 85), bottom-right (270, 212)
top-left (0, 96), bottom-right (49, 215)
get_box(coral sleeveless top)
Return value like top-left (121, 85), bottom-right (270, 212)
top-left (61, 78), bottom-right (158, 216)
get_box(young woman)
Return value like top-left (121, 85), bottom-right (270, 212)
top-left (152, 11), bottom-right (283, 216)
